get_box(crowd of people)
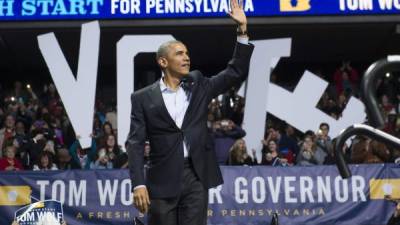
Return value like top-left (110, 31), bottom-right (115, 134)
top-left (0, 81), bottom-right (127, 171)
top-left (0, 62), bottom-right (399, 171)
top-left (209, 62), bottom-right (400, 166)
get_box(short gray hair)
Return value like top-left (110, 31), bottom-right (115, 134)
top-left (156, 40), bottom-right (184, 60)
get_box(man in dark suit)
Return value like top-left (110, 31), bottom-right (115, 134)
top-left (126, 1), bottom-right (254, 224)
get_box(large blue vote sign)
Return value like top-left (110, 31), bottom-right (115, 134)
top-left (0, 0), bottom-right (399, 21)
top-left (0, 164), bottom-right (398, 225)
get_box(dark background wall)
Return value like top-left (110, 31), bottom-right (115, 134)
top-left (0, 17), bottom-right (399, 94)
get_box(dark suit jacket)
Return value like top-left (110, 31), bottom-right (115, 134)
top-left (126, 42), bottom-right (254, 198)
top-left (388, 215), bottom-right (400, 225)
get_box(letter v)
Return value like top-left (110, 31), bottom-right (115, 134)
top-left (37, 21), bottom-right (100, 148)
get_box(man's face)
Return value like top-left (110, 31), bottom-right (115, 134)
top-left (320, 125), bottom-right (329, 137)
top-left (160, 43), bottom-right (190, 77)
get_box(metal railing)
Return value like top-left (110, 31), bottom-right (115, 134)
top-left (334, 55), bottom-right (400, 178)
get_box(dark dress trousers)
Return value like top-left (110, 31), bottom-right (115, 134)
top-left (126, 42), bottom-right (254, 199)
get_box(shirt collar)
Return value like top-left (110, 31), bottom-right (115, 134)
top-left (159, 75), bottom-right (169, 92)
top-left (159, 73), bottom-right (183, 92)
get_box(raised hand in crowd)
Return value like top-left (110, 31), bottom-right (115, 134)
top-left (43, 140), bottom-right (56, 155)
top-left (26, 84), bottom-right (38, 100)
top-left (32, 133), bottom-right (45, 143)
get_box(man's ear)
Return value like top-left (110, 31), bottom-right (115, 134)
top-left (157, 57), bottom-right (168, 69)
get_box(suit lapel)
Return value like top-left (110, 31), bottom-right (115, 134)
top-left (182, 73), bottom-right (199, 129)
top-left (148, 81), bottom-right (179, 129)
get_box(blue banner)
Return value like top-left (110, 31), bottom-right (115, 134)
top-left (0, 164), bottom-right (397, 225)
top-left (0, 0), bottom-right (399, 21)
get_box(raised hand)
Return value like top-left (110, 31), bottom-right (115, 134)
top-left (228, 0), bottom-right (247, 32)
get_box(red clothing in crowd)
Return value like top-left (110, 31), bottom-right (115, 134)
top-left (1, 128), bottom-right (14, 149)
top-left (0, 158), bottom-right (24, 171)
top-left (333, 68), bottom-right (359, 95)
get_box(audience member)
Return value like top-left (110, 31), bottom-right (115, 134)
top-left (56, 148), bottom-right (81, 170)
top-left (33, 151), bottom-right (58, 170)
top-left (212, 119), bottom-right (246, 165)
top-left (69, 137), bottom-right (97, 170)
top-left (0, 70), bottom-right (399, 174)
top-left (315, 122), bottom-right (331, 163)
top-left (260, 140), bottom-right (284, 166)
top-left (263, 125), bottom-right (298, 165)
top-left (0, 145), bottom-right (23, 171)
top-left (0, 114), bottom-right (16, 152)
top-left (351, 136), bottom-right (391, 164)
top-left (333, 61), bottom-right (359, 96)
top-left (90, 149), bottom-right (113, 169)
top-left (98, 134), bottom-right (121, 168)
top-left (296, 136), bottom-right (326, 166)
top-left (227, 139), bottom-right (256, 166)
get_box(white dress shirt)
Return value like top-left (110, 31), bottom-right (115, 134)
top-left (160, 76), bottom-right (191, 158)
